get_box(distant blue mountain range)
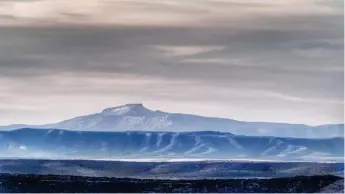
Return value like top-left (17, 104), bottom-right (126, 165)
top-left (0, 128), bottom-right (343, 161)
top-left (0, 104), bottom-right (343, 138)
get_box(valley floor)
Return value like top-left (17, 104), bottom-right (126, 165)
top-left (0, 159), bottom-right (343, 193)
top-left (0, 159), bottom-right (343, 179)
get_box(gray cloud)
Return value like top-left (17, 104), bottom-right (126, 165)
top-left (0, 0), bottom-right (343, 125)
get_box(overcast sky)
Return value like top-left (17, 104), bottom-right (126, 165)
top-left (0, 0), bottom-right (343, 125)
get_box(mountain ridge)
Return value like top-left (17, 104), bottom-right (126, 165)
top-left (0, 104), bottom-right (343, 138)
top-left (0, 128), bottom-right (343, 161)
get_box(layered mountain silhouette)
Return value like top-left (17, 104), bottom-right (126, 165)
top-left (0, 128), bottom-right (343, 161)
top-left (0, 104), bottom-right (343, 138)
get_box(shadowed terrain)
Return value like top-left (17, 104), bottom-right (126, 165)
top-left (0, 159), bottom-right (343, 179)
top-left (0, 173), bottom-right (343, 193)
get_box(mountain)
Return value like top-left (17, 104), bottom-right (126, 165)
top-left (0, 128), bottom-right (343, 161)
top-left (0, 104), bottom-right (343, 138)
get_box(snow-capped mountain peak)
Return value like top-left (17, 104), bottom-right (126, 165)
top-left (0, 103), bottom-right (343, 138)
top-left (101, 103), bottom-right (151, 116)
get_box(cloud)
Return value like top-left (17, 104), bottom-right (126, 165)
top-left (151, 45), bottom-right (225, 56)
top-left (0, 0), bottom-right (343, 125)
top-left (0, 0), bottom-right (343, 26)
top-left (0, 72), bottom-right (342, 125)
top-left (180, 58), bottom-right (253, 67)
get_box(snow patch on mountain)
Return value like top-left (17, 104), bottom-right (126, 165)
top-left (102, 106), bottom-right (132, 116)
top-left (277, 146), bottom-right (308, 157)
top-left (156, 133), bottom-right (165, 147)
top-left (148, 133), bottom-right (180, 154)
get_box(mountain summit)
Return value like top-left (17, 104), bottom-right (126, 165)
top-left (0, 104), bottom-right (343, 138)
top-left (101, 104), bottom-right (152, 116)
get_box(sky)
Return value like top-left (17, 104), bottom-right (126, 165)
top-left (0, 0), bottom-right (343, 126)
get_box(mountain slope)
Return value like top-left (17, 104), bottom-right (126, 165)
top-left (0, 128), bottom-right (343, 161)
top-left (0, 104), bottom-right (343, 138)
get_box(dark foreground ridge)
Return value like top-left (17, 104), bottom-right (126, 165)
top-left (0, 173), bottom-right (343, 193)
